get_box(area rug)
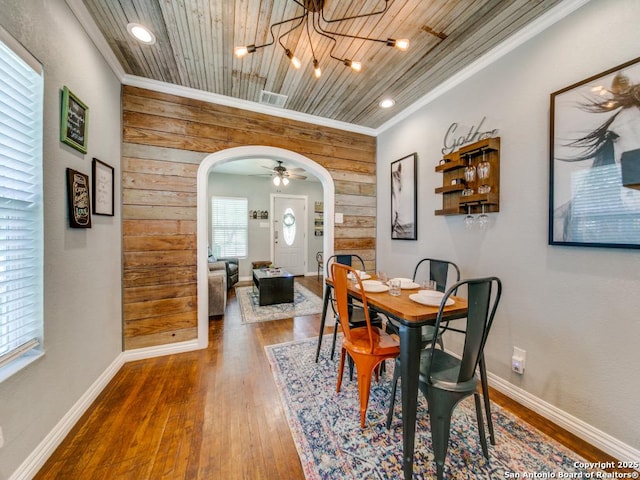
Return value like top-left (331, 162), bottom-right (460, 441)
top-left (265, 336), bottom-right (596, 479)
top-left (236, 283), bottom-right (323, 324)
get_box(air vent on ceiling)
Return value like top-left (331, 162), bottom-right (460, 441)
top-left (259, 90), bottom-right (288, 108)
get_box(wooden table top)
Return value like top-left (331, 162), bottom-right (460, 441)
top-left (326, 275), bottom-right (468, 326)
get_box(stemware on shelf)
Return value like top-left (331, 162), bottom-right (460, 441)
top-left (464, 205), bottom-right (474, 229)
top-left (477, 149), bottom-right (491, 194)
top-left (476, 203), bottom-right (489, 229)
top-left (463, 154), bottom-right (476, 196)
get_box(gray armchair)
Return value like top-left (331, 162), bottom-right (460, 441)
top-left (208, 257), bottom-right (239, 290)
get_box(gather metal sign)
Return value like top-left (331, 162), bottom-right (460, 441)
top-left (441, 117), bottom-right (498, 155)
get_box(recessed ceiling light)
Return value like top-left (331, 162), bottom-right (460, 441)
top-left (379, 98), bottom-right (395, 109)
top-left (127, 23), bottom-right (156, 45)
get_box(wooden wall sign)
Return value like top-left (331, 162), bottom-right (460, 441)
top-left (60, 86), bottom-right (89, 154)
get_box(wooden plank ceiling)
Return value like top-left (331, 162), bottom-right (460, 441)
top-left (82, 0), bottom-right (563, 128)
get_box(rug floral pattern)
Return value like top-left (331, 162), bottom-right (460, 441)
top-left (236, 284), bottom-right (324, 324)
top-left (265, 336), bottom-right (595, 479)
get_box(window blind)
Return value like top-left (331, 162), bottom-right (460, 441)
top-left (0, 30), bottom-right (44, 375)
top-left (211, 196), bottom-right (248, 258)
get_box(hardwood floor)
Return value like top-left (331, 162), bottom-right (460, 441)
top-left (35, 275), bottom-right (618, 479)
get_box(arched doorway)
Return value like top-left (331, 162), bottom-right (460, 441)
top-left (196, 146), bottom-right (335, 348)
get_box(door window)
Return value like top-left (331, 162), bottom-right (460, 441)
top-left (282, 208), bottom-right (296, 246)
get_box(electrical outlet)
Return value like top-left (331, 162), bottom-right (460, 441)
top-left (512, 347), bottom-right (526, 374)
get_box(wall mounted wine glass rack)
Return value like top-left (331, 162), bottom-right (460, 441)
top-left (435, 137), bottom-right (500, 216)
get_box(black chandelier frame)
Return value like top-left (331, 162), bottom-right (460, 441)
top-left (235, 0), bottom-right (409, 76)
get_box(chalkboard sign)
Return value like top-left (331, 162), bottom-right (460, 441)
top-left (60, 86), bottom-right (88, 154)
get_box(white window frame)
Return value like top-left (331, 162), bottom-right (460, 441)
top-left (211, 196), bottom-right (248, 258)
top-left (0, 26), bottom-right (44, 382)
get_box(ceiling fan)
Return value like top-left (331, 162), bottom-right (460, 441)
top-left (261, 160), bottom-right (307, 186)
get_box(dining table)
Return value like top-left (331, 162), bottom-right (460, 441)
top-left (315, 274), bottom-right (468, 480)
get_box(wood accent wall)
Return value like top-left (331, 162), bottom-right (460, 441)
top-left (122, 86), bottom-right (377, 350)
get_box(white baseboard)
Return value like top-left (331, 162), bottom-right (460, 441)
top-left (10, 340), bottom-right (202, 480)
top-left (489, 373), bottom-right (640, 463)
top-left (15, 338), bottom-right (637, 479)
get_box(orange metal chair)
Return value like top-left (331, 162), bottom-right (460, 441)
top-left (332, 263), bottom-right (400, 428)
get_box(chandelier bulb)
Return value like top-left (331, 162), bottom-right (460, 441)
top-left (394, 38), bottom-right (410, 51)
top-left (234, 44), bottom-right (256, 57)
top-left (344, 59), bottom-right (362, 72)
top-left (273, 176), bottom-right (281, 186)
top-left (285, 49), bottom-right (301, 69)
top-left (313, 59), bottom-right (321, 79)
top-left (282, 177), bottom-right (290, 186)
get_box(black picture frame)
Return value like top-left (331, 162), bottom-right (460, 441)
top-left (66, 168), bottom-right (92, 228)
top-left (60, 86), bottom-right (89, 154)
top-left (549, 56), bottom-right (640, 249)
top-left (92, 158), bottom-right (114, 216)
top-left (391, 153), bottom-right (417, 240)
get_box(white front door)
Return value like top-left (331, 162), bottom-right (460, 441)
top-left (273, 196), bottom-right (307, 275)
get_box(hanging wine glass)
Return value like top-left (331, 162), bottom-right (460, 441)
top-left (464, 205), bottom-right (474, 230)
top-left (477, 149), bottom-right (491, 194)
top-left (464, 154), bottom-right (476, 191)
top-left (476, 203), bottom-right (489, 229)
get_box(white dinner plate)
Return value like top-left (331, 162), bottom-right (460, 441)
top-left (418, 290), bottom-right (444, 299)
top-left (348, 271), bottom-right (371, 280)
top-left (409, 293), bottom-right (455, 307)
top-left (356, 280), bottom-right (389, 293)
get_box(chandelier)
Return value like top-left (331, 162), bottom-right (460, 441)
top-left (234, 0), bottom-right (409, 78)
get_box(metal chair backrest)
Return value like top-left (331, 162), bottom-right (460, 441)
top-left (331, 263), bottom-right (375, 352)
top-left (326, 254), bottom-right (365, 278)
top-left (428, 277), bottom-right (502, 384)
top-left (412, 258), bottom-right (461, 293)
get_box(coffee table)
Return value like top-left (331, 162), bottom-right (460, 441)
top-left (252, 268), bottom-right (294, 306)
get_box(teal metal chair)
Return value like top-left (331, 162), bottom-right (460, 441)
top-left (387, 277), bottom-right (502, 479)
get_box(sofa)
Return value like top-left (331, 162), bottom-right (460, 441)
top-left (208, 256), bottom-right (239, 316)
top-left (208, 268), bottom-right (227, 316)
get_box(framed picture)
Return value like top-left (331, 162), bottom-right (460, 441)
top-left (549, 56), bottom-right (640, 249)
top-left (391, 153), bottom-right (417, 240)
top-left (66, 168), bottom-right (92, 228)
top-left (92, 158), bottom-right (114, 216)
top-left (60, 86), bottom-right (88, 154)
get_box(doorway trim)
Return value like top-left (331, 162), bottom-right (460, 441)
top-left (196, 146), bottom-right (335, 348)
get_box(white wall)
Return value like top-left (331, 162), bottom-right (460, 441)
top-left (377, 0), bottom-right (640, 450)
top-left (207, 173), bottom-right (324, 278)
top-left (0, 0), bottom-right (122, 476)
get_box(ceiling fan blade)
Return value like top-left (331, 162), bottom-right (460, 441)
top-left (288, 167), bottom-right (305, 173)
top-left (288, 173), bottom-right (307, 179)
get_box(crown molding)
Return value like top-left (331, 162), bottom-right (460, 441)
top-left (67, 0), bottom-right (591, 138)
top-left (65, 0), bottom-right (373, 135)
top-left (122, 74), bottom-right (377, 136)
top-left (373, 0), bottom-right (593, 135)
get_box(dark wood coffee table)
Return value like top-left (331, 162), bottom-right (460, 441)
top-left (252, 268), bottom-right (294, 306)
